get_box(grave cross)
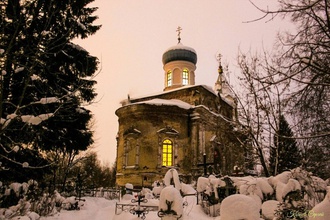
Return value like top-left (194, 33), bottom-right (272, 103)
top-left (197, 153), bottom-right (214, 176)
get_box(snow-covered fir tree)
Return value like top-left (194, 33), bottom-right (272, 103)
top-left (269, 115), bottom-right (303, 175)
top-left (0, 0), bottom-right (100, 185)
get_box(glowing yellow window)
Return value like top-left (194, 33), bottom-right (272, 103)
top-left (162, 139), bottom-right (173, 166)
top-left (182, 69), bottom-right (189, 85)
top-left (167, 71), bottom-right (172, 86)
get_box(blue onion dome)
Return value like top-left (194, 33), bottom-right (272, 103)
top-left (162, 43), bottom-right (197, 65)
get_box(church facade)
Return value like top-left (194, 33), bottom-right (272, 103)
top-left (115, 34), bottom-right (251, 187)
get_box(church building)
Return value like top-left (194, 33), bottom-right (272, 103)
top-left (115, 29), bottom-right (251, 187)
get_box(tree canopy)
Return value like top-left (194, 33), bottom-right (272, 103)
top-left (234, 0), bottom-right (330, 178)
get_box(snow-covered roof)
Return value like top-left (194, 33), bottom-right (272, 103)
top-left (131, 98), bottom-right (192, 110)
top-left (124, 84), bottom-right (235, 108)
top-left (127, 84), bottom-right (216, 102)
top-left (219, 93), bottom-right (236, 107)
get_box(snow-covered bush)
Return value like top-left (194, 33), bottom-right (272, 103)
top-left (164, 168), bottom-right (181, 191)
top-left (62, 196), bottom-right (83, 210)
top-left (0, 180), bottom-right (85, 219)
top-left (152, 181), bottom-right (164, 198)
top-left (181, 183), bottom-right (196, 196)
top-left (156, 168), bottom-right (191, 219)
top-left (291, 168), bottom-right (328, 207)
top-left (196, 176), bottom-right (212, 199)
top-left (122, 183), bottom-right (134, 200)
top-left (197, 175), bottom-right (236, 206)
top-left (53, 190), bottom-right (65, 208)
top-left (308, 187), bottom-right (330, 220)
top-left (220, 194), bottom-right (260, 220)
top-left (194, 168), bottom-right (329, 219)
top-left (158, 185), bottom-right (183, 218)
top-left (265, 168), bottom-right (328, 220)
top-left (256, 177), bottom-right (274, 200)
top-left (261, 200), bottom-right (280, 220)
top-left (195, 175), bottom-right (224, 216)
top-left (113, 167), bottom-right (329, 219)
top-left (274, 189), bottom-right (306, 220)
top-left (140, 187), bottom-right (154, 199)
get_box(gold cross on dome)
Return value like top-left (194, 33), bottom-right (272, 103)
top-left (176, 26), bottom-right (182, 43)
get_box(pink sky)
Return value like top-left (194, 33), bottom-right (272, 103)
top-left (74, 0), bottom-right (289, 165)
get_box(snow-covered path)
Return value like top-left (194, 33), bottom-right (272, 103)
top-left (40, 197), bottom-right (117, 220)
top-left (40, 196), bottom-right (213, 220)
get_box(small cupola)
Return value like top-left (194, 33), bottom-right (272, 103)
top-left (214, 53), bottom-right (236, 109)
top-left (162, 27), bottom-right (197, 91)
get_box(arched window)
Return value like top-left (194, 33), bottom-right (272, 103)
top-left (162, 139), bottom-right (173, 166)
top-left (182, 69), bottom-right (189, 85)
top-left (167, 70), bottom-right (172, 86)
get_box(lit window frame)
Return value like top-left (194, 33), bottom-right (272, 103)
top-left (182, 69), bottom-right (189, 85)
top-left (162, 139), bottom-right (173, 166)
top-left (167, 71), bottom-right (172, 86)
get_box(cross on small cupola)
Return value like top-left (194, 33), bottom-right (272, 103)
top-left (214, 52), bottom-right (224, 93)
top-left (176, 26), bottom-right (182, 43)
top-left (216, 52), bottom-right (223, 74)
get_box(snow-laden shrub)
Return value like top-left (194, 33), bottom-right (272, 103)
top-left (156, 168), bottom-right (197, 218)
top-left (282, 179), bottom-right (301, 200)
top-left (194, 168), bottom-right (328, 218)
top-left (196, 176), bottom-right (213, 196)
top-left (196, 177), bottom-right (211, 194)
top-left (196, 176), bottom-right (218, 205)
top-left (220, 194), bottom-right (260, 220)
top-left (291, 168), bottom-right (328, 207)
top-left (268, 171), bottom-right (293, 186)
top-left (8, 183), bottom-right (25, 197)
top-left (158, 185), bottom-right (183, 218)
top-left (231, 175), bottom-right (256, 189)
top-left (0, 181), bottom-right (37, 218)
top-left (0, 180), bottom-right (86, 219)
top-left (152, 188), bottom-right (163, 198)
top-left (230, 176), bottom-right (272, 209)
top-left (151, 180), bottom-right (164, 198)
top-left (307, 187), bottom-right (330, 220)
top-left (261, 200), bottom-right (280, 220)
top-left (62, 196), bottom-right (83, 210)
top-left (0, 198), bottom-right (32, 219)
top-left (27, 211), bottom-right (40, 220)
top-left (153, 168), bottom-right (327, 219)
top-left (197, 176), bottom-right (227, 199)
top-left (181, 183), bottom-right (196, 195)
top-left (164, 168), bottom-right (181, 191)
top-left (239, 179), bottom-right (263, 200)
top-left (256, 178), bottom-right (274, 200)
top-left (125, 183), bottom-right (133, 191)
top-left (53, 190), bottom-right (65, 208)
top-left (270, 178), bottom-right (301, 202)
top-left (140, 187), bottom-right (154, 199)
top-left (267, 168), bottom-right (328, 220)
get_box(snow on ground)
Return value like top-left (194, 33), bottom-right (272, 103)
top-left (41, 196), bottom-right (213, 220)
top-left (4, 168), bottom-right (329, 219)
top-left (40, 197), bottom-right (117, 220)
